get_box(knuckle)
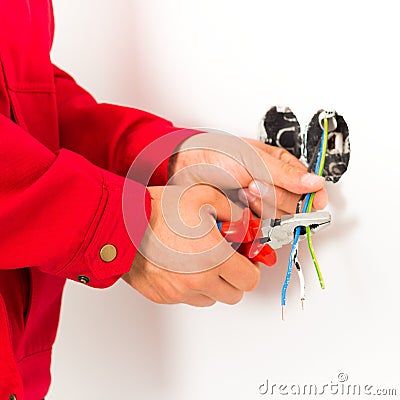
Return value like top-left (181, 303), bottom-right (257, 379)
top-left (281, 161), bottom-right (296, 177)
top-left (182, 274), bottom-right (203, 291)
top-left (280, 163), bottom-right (304, 193)
top-left (275, 147), bottom-right (290, 161)
top-left (281, 150), bottom-right (306, 169)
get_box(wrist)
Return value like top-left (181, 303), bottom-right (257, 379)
top-left (167, 146), bottom-right (184, 179)
top-left (167, 131), bottom-right (206, 180)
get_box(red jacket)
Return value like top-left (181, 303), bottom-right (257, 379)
top-left (0, 0), bottom-right (192, 398)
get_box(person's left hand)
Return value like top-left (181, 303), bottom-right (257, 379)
top-left (169, 134), bottom-right (328, 217)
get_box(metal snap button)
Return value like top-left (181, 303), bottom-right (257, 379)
top-left (77, 275), bottom-right (90, 284)
top-left (100, 244), bottom-right (117, 262)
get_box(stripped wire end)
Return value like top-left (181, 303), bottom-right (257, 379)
top-left (301, 298), bottom-right (305, 310)
top-left (281, 306), bottom-right (285, 321)
top-left (280, 114), bottom-right (329, 315)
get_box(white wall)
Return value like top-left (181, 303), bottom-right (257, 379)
top-left (48, 1), bottom-right (400, 399)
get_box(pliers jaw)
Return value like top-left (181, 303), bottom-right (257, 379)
top-left (260, 211), bottom-right (331, 249)
top-left (218, 208), bottom-right (331, 266)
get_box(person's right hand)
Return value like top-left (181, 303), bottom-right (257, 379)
top-left (122, 184), bottom-right (260, 307)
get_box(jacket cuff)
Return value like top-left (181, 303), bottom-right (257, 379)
top-left (60, 170), bottom-right (151, 289)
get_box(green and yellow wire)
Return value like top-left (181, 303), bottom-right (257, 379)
top-left (305, 117), bottom-right (328, 289)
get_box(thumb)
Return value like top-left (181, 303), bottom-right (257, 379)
top-left (205, 187), bottom-right (246, 223)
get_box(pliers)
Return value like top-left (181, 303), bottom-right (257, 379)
top-left (218, 208), bottom-right (331, 265)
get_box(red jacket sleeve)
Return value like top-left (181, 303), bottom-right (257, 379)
top-left (0, 114), bottom-right (150, 288)
top-left (53, 65), bottom-right (196, 186)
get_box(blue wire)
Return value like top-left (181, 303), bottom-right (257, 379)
top-left (281, 228), bottom-right (301, 306)
top-left (281, 128), bottom-right (326, 307)
top-left (314, 135), bottom-right (325, 175)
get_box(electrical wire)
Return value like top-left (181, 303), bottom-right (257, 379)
top-left (293, 248), bottom-right (305, 308)
top-left (281, 227), bottom-right (300, 315)
top-left (305, 117), bottom-right (329, 289)
top-left (281, 116), bottom-right (328, 317)
top-left (281, 174), bottom-right (314, 312)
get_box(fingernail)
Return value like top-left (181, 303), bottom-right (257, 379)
top-left (301, 173), bottom-right (325, 188)
top-left (249, 180), bottom-right (271, 197)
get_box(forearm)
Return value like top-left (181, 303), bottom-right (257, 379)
top-left (0, 114), bottom-right (150, 288)
top-left (54, 65), bottom-right (197, 185)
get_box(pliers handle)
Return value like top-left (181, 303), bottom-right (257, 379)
top-left (217, 208), bottom-right (277, 266)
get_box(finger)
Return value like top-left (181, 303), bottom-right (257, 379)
top-left (190, 185), bottom-right (245, 222)
top-left (238, 188), bottom-right (271, 218)
top-left (274, 208), bottom-right (293, 218)
top-left (246, 139), bottom-right (307, 170)
top-left (244, 138), bottom-right (326, 194)
top-left (183, 294), bottom-right (216, 307)
top-left (177, 185), bottom-right (245, 240)
top-left (190, 255), bottom-right (248, 304)
top-left (248, 181), bottom-right (304, 214)
top-left (254, 143), bottom-right (329, 207)
top-left (240, 186), bottom-right (328, 217)
top-left (204, 277), bottom-right (244, 305)
top-left (218, 253), bottom-right (260, 292)
top-left (313, 188), bottom-right (329, 209)
top-left (269, 147), bottom-right (306, 170)
top-left (240, 185), bottom-right (300, 216)
top-left (265, 156), bottom-right (325, 194)
top-left (213, 192), bottom-right (244, 222)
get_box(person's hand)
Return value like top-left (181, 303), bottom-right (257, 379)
top-left (169, 134), bottom-right (328, 217)
top-left (122, 185), bottom-right (260, 306)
